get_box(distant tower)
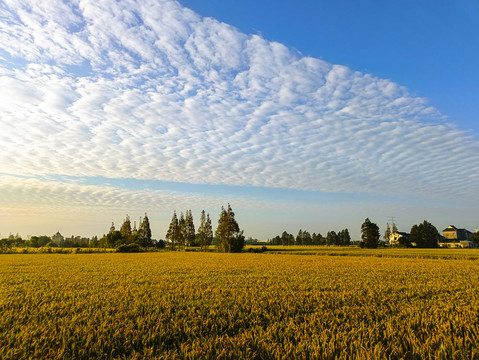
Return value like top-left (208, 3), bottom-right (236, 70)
top-left (109, 222), bottom-right (115, 233)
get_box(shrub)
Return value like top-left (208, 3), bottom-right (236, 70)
top-left (116, 243), bottom-right (142, 253)
top-left (248, 246), bottom-right (268, 253)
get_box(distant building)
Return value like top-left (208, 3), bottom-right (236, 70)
top-left (440, 225), bottom-right (474, 248)
top-left (51, 231), bottom-right (64, 245)
top-left (388, 231), bottom-right (410, 247)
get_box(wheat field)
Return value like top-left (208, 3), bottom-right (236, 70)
top-left (1, 251), bottom-right (478, 359)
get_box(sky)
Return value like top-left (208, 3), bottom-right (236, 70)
top-left (0, 0), bottom-right (478, 241)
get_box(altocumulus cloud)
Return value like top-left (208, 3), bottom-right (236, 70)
top-left (1, 0), bottom-right (478, 210)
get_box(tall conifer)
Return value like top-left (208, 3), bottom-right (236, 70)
top-left (185, 210), bottom-right (195, 247)
top-left (138, 213), bottom-right (152, 247)
top-left (384, 223), bottom-right (391, 243)
top-left (166, 211), bottom-right (179, 249)
top-left (197, 210), bottom-right (213, 251)
top-left (178, 212), bottom-right (186, 249)
top-left (120, 215), bottom-right (132, 240)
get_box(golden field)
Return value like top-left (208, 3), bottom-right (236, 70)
top-left (1, 250), bottom-right (479, 359)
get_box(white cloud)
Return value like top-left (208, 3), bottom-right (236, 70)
top-left (0, 0), bottom-right (478, 214)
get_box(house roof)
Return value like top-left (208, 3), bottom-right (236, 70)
top-left (441, 226), bottom-right (473, 240)
top-left (442, 225), bottom-right (458, 232)
top-left (457, 228), bottom-right (472, 239)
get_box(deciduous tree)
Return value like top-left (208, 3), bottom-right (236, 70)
top-left (410, 220), bottom-right (439, 248)
top-left (471, 232), bottom-right (479, 246)
top-left (215, 204), bottom-right (244, 253)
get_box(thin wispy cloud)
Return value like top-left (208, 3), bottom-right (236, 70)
top-left (0, 174), bottom-right (311, 237)
top-left (0, 175), bottom-right (268, 211)
top-left (0, 0), bottom-right (478, 237)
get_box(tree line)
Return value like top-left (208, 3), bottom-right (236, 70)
top-left (0, 205), bottom-right (245, 253)
top-left (165, 209), bottom-right (211, 250)
top-left (360, 218), bottom-right (479, 249)
top-left (0, 234), bottom-right (95, 249)
top-left (165, 204), bottom-right (244, 253)
top-left (269, 229), bottom-right (351, 246)
top-left (2, 212), bottom-right (478, 253)
top-left (101, 213), bottom-right (154, 249)
top-left (383, 220), bottom-right (459, 248)
top-left (102, 204), bottom-right (244, 253)
top-left (268, 218), bottom-right (472, 250)
top-left (360, 218), bottom-right (445, 249)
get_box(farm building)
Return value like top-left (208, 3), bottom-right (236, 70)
top-left (439, 225), bottom-right (474, 248)
top-left (388, 231), bottom-right (410, 247)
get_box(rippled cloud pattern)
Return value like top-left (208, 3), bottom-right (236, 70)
top-left (1, 0), bottom-right (478, 221)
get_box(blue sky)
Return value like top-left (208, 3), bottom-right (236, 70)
top-left (181, 0), bottom-right (479, 136)
top-left (0, 0), bottom-right (478, 240)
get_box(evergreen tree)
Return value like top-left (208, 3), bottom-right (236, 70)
top-left (344, 229), bottom-right (351, 246)
top-left (384, 223), bottom-right (391, 243)
top-left (215, 207), bottom-right (230, 252)
top-left (270, 235), bottom-right (281, 245)
top-left (312, 232), bottom-right (324, 245)
top-left (197, 210), bottom-right (213, 251)
top-left (184, 210), bottom-right (195, 247)
top-left (339, 229), bottom-right (351, 246)
top-left (166, 211), bottom-right (180, 250)
top-left (205, 213), bottom-right (213, 248)
top-left (303, 230), bottom-right (312, 245)
top-left (326, 231), bottom-right (338, 246)
top-left (178, 212), bottom-right (187, 249)
top-left (138, 213), bottom-right (153, 247)
top-left (120, 215), bottom-right (132, 240)
top-left (296, 229), bottom-right (304, 245)
top-left (197, 210), bottom-right (207, 250)
top-left (337, 230), bottom-right (344, 246)
top-left (392, 222), bottom-right (398, 233)
top-left (281, 231), bottom-right (294, 246)
top-left (215, 204), bottom-right (244, 253)
top-left (360, 218), bottom-right (380, 248)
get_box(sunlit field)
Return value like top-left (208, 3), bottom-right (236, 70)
top-left (1, 250), bottom-right (479, 359)
top-left (254, 245), bottom-right (479, 259)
